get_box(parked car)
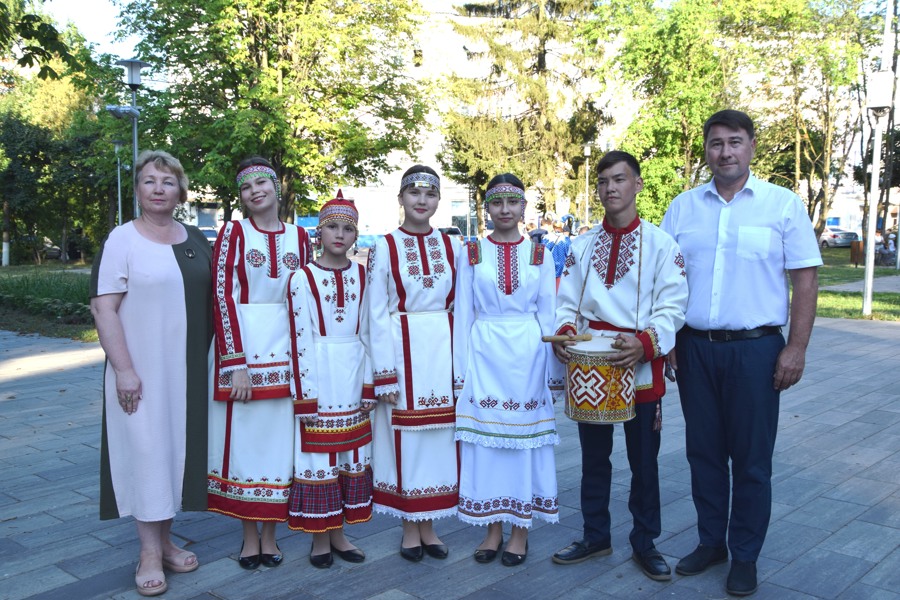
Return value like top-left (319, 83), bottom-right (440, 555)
top-left (439, 226), bottom-right (464, 242)
top-left (819, 227), bottom-right (858, 248)
top-left (198, 227), bottom-right (218, 248)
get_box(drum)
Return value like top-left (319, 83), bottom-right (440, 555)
top-left (564, 335), bottom-right (635, 423)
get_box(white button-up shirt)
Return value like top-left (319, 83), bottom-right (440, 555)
top-left (661, 174), bottom-right (822, 330)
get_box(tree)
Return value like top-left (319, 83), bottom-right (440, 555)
top-left (590, 0), bottom-right (732, 224)
top-left (0, 0), bottom-right (77, 79)
top-left (117, 0), bottom-right (427, 220)
top-left (440, 1), bottom-right (605, 232)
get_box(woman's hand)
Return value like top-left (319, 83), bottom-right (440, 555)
top-left (360, 400), bottom-right (377, 414)
top-left (115, 367), bottom-right (143, 415)
top-left (230, 369), bottom-right (252, 402)
top-left (376, 392), bottom-right (398, 405)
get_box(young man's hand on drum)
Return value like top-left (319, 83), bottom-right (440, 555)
top-left (606, 334), bottom-right (644, 368)
top-left (552, 334), bottom-right (579, 363)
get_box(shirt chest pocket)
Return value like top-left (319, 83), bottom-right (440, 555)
top-left (737, 226), bottom-right (771, 260)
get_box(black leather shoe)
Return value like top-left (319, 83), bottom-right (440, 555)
top-left (400, 545), bottom-right (424, 562)
top-left (632, 548), bottom-right (671, 581)
top-left (501, 541), bottom-right (528, 567)
top-left (726, 560), bottom-right (758, 596)
top-left (424, 543), bottom-right (449, 559)
top-left (238, 542), bottom-right (261, 570)
top-left (332, 545), bottom-right (366, 563)
top-left (551, 539), bottom-right (612, 565)
top-left (675, 544), bottom-right (728, 576)
top-left (309, 550), bottom-right (333, 569)
top-left (260, 549), bottom-right (283, 568)
top-left (474, 537), bottom-right (503, 564)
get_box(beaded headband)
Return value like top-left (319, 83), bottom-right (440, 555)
top-left (318, 190), bottom-right (358, 227)
top-left (236, 164), bottom-right (282, 202)
top-left (400, 172), bottom-right (440, 191)
top-left (486, 183), bottom-right (525, 202)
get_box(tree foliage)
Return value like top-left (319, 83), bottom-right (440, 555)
top-left (117, 0), bottom-right (428, 220)
top-left (440, 1), bottom-right (605, 231)
top-left (0, 0), bottom-right (77, 79)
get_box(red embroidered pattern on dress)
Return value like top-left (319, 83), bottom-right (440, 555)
top-left (246, 248), bottom-right (266, 268)
top-left (496, 244), bottom-right (520, 295)
top-left (283, 252), bottom-right (300, 270)
top-left (592, 229), bottom-right (639, 289)
top-left (418, 391), bottom-right (450, 408)
top-left (475, 396), bottom-right (545, 410)
top-left (458, 494), bottom-right (558, 518)
top-left (366, 243), bottom-right (377, 285)
top-left (675, 252), bottom-right (686, 277)
top-left (399, 232), bottom-right (450, 290)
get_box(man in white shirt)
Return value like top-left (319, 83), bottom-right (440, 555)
top-left (661, 110), bottom-right (821, 597)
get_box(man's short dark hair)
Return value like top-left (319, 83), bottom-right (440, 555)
top-left (594, 150), bottom-right (641, 181)
top-left (703, 110), bottom-right (755, 141)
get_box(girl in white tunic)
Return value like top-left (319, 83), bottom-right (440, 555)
top-left (208, 157), bottom-right (311, 570)
top-left (453, 173), bottom-right (564, 567)
top-left (368, 165), bottom-right (460, 562)
top-left (287, 192), bottom-right (375, 569)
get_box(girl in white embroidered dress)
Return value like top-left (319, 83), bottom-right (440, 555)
top-left (453, 173), bottom-right (563, 566)
top-left (287, 193), bottom-right (375, 568)
top-left (208, 157), bottom-right (311, 570)
top-left (368, 165), bottom-right (460, 562)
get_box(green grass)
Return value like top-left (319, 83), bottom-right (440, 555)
top-left (0, 305), bottom-right (98, 341)
top-left (817, 291), bottom-right (900, 321)
top-left (0, 266), bottom-right (90, 304)
top-left (818, 245), bottom-right (897, 286)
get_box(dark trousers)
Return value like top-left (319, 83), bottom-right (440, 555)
top-left (675, 330), bottom-right (784, 562)
top-left (579, 401), bottom-right (661, 553)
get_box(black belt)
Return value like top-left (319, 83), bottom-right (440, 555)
top-left (683, 325), bottom-right (782, 342)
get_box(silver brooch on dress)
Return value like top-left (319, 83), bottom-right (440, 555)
top-left (185, 248), bottom-right (196, 259)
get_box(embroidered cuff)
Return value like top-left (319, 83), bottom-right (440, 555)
top-left (374, 382), bottom-right (401, 398)
top-left (362, 384), bottom-right (375, 401)
top-left (218, 358), bottom-right (247, 374)
top-left (636, 327), bottom-right (661, 361)
top-left (556, 323), bottom-right (577, 337)
top-left (373, 369), bottom-right (398, 387)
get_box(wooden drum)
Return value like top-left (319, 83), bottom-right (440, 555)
top-left (565, 336), bottom-right (635, 424)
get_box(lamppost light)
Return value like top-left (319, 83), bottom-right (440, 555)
top-left (584, 144), bottom-right (592, 157)
top-left (112, 139), bottom-right (126, 152)
top-left (115, 58), bottom-right (151, 89)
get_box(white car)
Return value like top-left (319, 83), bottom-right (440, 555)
top-left (819, 227), bottom-right (858, 248)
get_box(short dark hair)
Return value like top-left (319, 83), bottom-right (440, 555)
top-left (237, 156), bottom-right (275, 173)
top-left (595, 150), bottom-right (641, 180)
top-left (486, 172), bottom-right (525, 190)
top-left (703, 110), bottom-right (755, 141)
top-left (399, 164), bottom-right (440, 194)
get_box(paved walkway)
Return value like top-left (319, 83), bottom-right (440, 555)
top-left (1, 317), bottom-right (899, 600)
top-left (822, 274), bottom-right (900, 293)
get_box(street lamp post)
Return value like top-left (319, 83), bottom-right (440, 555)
top-left (113, 140), bottom-right (125, 225)
top-left (584, 144), bottom-right (592, 226)
top-left (863, 0), bottom-right (895, 315)
top-left (105, 58), bottom-right (149, 218)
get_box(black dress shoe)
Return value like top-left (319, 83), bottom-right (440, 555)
top-left (260, 549), bottom-right (283, 568)
top-left (501, 541), bottom-right (528, 567)
top-left (551, 539), bottom-right (612, 565)
top-left (309, 549), bottom-right (333, 569)
top-left (238, 542), bottom-right (261, 570)
top-left (424, 543), bottom-right (449, 559)
top-left (632, 548), bottom-right (671, 581)
top-left (675, 544), bottom-right (728, 576)
top-left (474, 537), bottom-right (504, 564)
top-left (400, 545), bottom-right (424, 562)
top-left (726, 560), bottom-right (758, 596)
top-left (332, 545), bottom-right (366, 563)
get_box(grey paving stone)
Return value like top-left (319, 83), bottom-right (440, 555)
top-left (858, 494), bottom-right (900, 528)
top-left (860, 546), bottom-right (900, 594)
top-left (761, 519), bottom-right (831, 563)
top-left (837, 582), bottom-right (900, 600)
top-left (0, 565), bottom-right (78, 600)
top-left (781, 497), bottom-right (868, 532)
top-left (767, 547), bottom-right (875, 599)
top-left (819, 520), bottom-right (900, 562)
top-left (822, 476), bottom-right (899, 506)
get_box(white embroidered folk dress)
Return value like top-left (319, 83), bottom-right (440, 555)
top-left (367, 227), bottom-right (460, 520)
top-left (453, 237), bottom-right (563, 527)
top-left (208, 218), bottom-right (311, 521)
top-left (286, 261), bottom-right (374, 532)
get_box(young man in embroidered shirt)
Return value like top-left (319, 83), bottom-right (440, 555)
top-left (551, 151), bottom-right (688, 582)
